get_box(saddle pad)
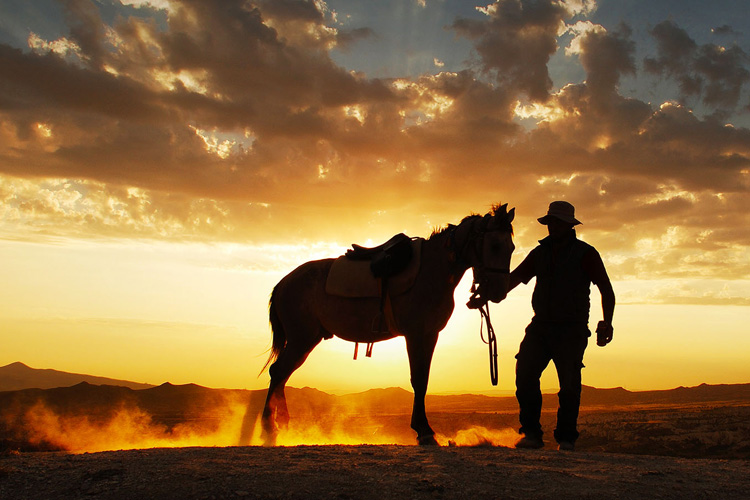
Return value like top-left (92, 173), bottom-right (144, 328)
top-left (325, 238), bottom-right (423, 298)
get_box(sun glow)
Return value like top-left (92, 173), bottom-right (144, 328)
top-left (514, 101), bottom-right (567, 123)
top-left (564, 21), bottom-right (607, 56)
top-left (35, 123), bottom-right (52, 138)
top-left (536, 173), bottom-right (578, 185)
top-left (595, 135), bottom-right (611, 150)
top-left (27, 32), bottom-right (81, 57)
top-left (344, 105), bottom-right (366, 123)
top-left (392, 77), bottom-right (456, 121)
top-left (191, 126), bottom-right (237, 158)
top-left (154, 69), bottom-right (210, 94)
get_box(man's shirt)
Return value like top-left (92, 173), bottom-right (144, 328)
top-left (511, 230), bottom-right (610, 322)
top-left (512, 236), bottom-right (610, 288)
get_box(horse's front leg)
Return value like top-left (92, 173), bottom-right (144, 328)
top-left (405, 332), bottom-right (439, 445)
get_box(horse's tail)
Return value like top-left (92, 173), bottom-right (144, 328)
top-left (260, 284), bottom-right (286, 375)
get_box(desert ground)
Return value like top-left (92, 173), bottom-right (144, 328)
top-left (2, 401), bottom-right (750, 499)
top-left (2, 444), bottom-right (750, 500)
top-left (1, 369), bottom-right (749, 499)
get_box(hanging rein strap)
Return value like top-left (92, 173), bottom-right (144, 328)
top-left (479, 302), bottom-right (498, 386)
top-left (455, 216), bottom-right (504, 385)
top-left (472, 283), bottom-right (499, 386)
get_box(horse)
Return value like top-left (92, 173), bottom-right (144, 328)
top-left (261, 203), bottom-right (515, 445)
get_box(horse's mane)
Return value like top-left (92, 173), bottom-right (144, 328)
top-left (429, 202), bottom-right (514, 240)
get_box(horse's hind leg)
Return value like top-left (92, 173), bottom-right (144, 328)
top-left (262, 339), bottom-right (320, 445)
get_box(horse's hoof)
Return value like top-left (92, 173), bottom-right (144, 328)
top-left (417, 435), bottom-right (439, 446)
top-left (262, 436), bottom-right (276, 447)
top-left (261, 421), bottom-right (278, 446)
top-left (261, 429), bottom-right (278, 447)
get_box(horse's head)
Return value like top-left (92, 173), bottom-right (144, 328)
top-left (456, 203), bottom-right (515, 307)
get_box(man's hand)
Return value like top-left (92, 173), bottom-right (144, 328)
top-left (596, 321), bottom-right (613, 347)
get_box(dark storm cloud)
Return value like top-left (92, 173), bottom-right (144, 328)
top-left (645, 20), bottom-right (750, 111)
top-left (524, 23), bottom-right (750, 193)
top-left (254, 0), bottom-right (324, 23)
top-left (452, 0), bottom-right (569, 102)
top-left (711, 24), bottom-right (738, 36)
top-left (0, 0), bottom-right (400, 191)
top-left (578, 24), bottom-right (636, 101)
top-left (60, 0), bottom-right (110, 69)
top-left (0, 44), bottom-right (162, 121)
top-left (694, 44), bottom-right (750, 109)
top-left (519, 26), bottom-right (651, 157)
top-left (333, 27), bottom-right (375, 51)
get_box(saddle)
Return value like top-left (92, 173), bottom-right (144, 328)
top-left (345, 233), bottom-right (413, 278)
top-left (326, 236), bottom-right (421, 298)
top-left (326, 235), bottom-right (422, 358)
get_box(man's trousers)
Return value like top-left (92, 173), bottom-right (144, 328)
top-left (515, 320), bottom-right (590, 443)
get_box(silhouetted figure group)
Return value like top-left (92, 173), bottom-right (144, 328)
top-left (502, 201), bottom-right (616, 451)
top-left (262, 199), bottom-right (613, 450)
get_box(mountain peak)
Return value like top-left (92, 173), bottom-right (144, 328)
top-left (2, 362), bottom-right (30, 369)
top-left (0, 362), bottom-right (155, 391)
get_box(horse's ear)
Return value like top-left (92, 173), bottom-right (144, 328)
top-left (507, 207), bottom-right (515, 223)
top-left (500, 203), bottom-right (508, 214)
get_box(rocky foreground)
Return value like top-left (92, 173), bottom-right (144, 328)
top-left (2, 444), bottom-right (749, 500)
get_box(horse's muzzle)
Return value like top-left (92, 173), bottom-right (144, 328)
top-left (472, 278), bottom-right (509, 305)
top-left (484, 273), bottom-right (510, 303)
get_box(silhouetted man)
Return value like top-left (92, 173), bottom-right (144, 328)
top-left (506, 201), bottom-right (615, 451)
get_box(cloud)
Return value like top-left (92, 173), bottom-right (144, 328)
top-left (578, 24), bottom-right (636, 99)
top-left (332, 27), bottom-right (375, 51)
top-left (644, 20), bottom-right (750, 112)
top-left (711, 25), bottom-right (738, 36)
top-left (616, 279), bottom-right (750, 306)
top-left (560, 0), bottom-right (597, 17)
top-left (452, 0), bottom-right (570, 102)
top-left (564, 21), bottom-right (606, 56)
top-left (0, 0), bottom-right (749, 287)
top-left (0, 1), bottom-right (402, 198)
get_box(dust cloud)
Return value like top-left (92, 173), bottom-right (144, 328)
top-left (8, 398), bottom-right (520, 452)
top-left (15, 399), bottom-right (249, 453)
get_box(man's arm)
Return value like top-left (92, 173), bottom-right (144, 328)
top-left (598, 279), bottom-right (615, 325)
top-left (467, 249), bottom-right (536, 309)
top-left (508, 249), bottom-right (537, 293)
top-left (583, 248), bottom-right (616, 346)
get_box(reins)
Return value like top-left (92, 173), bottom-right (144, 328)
top-left (471, 283), bottom-right (499, 386)
top-left (456, 216), bottom-right (505, 387)
top-left (449, 211), bottom-right (513, 386)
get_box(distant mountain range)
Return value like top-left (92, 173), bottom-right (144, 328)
top-left (0, 362), bottom-right (155, 391)
top-left (2, 362), bottom-right (750, 456)
top-left (2, 362), bottom-right (750, 407)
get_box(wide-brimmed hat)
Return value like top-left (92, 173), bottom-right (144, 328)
top-left (537, 201), bottom-right (581, 225)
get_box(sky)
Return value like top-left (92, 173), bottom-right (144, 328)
top-left (0, 0), bottom-right (748, 395)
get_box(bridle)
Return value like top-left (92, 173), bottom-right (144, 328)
top-left (451, 215), bottom-right (511, 278)
top-left (450, 215), bottom-right (512, 387)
